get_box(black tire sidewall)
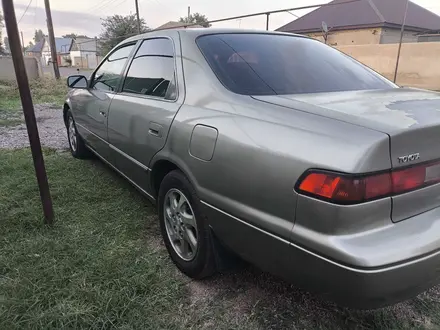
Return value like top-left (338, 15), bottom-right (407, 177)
top-left (66, 111), bottom-right (88, 159)
top-left (158, 170), bottom-right (215, 279)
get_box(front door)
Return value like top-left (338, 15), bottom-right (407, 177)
top-left (107, 35), bottom-right (184, 193)
top-left (74, 43), bottom-right (136, 159)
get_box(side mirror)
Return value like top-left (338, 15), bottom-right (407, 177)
top-left (67, 75), bottom-right (88, 89)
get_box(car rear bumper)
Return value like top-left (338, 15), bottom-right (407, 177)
top-left (285, 241), bottom-right (440, 309)
top-left (202, 200), bottom-right (440, 309)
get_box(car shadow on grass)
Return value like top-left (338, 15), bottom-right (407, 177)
top-left (90, 158), bottom-right (440, 330)
top-left (183, 263), bottom-right (440, 330)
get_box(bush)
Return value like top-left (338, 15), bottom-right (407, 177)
top-left (64, 57), bottom-right (72, 65)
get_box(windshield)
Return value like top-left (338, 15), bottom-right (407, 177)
top-left (196, 33), bottom-right (396, 95)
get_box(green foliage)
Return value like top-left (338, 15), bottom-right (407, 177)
top-left (3, 36), bottom-right (9, 53)
top-left (34, 29), bottom-right (45, 43)
top-left (62, 33), bottom-right (90, 39)
top-left (0, 11), bottom-right (4, 54)
top-left (0, 78), bottom-right (68, 112)
top-left (178, 12), bottom-right (211, 28)
top-left (0, 149), bottom-right (185, 329)
top-left (63, 56), bottom-right (72, 65)
top-left (99, 14), bottom-right (149, 55)
top-left (24, 41), bottom-right (34, 52)
top-left (0, 149), bottom-right (439, 329)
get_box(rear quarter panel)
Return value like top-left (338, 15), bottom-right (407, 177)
top-left (151, 32), bottom-right (392, 243)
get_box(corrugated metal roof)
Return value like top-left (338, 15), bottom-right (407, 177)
top-left (55, 37), bottom-right (73, 53)
top-left (276, 0), bottom-right (440, 33)
top-left (71, 38), bottom-right (98, 52)
top-left (26, 39), bottom-right (45, 53)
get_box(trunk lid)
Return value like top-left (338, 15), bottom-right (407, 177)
top-left (253, 88), bottom-right (440, 221)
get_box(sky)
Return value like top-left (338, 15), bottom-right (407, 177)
top-left (4, 0), bottom-right (440, 45)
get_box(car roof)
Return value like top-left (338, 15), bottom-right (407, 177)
top-left (123, 28), bottom-right (302, 43)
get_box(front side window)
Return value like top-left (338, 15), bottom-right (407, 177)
top-left (197, 34), bottom-right (396, 95)
top-left (92, 44), bottom-right (135, 92)
top-left (122, 38), bottom-right (176, 99)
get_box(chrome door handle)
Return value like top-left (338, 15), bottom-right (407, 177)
top-left (99, 111), bottom-right (107, 117)
top-left (148, 122), bottom-right (163, 137)
top-left (148, 128), bottom-right (160, 136)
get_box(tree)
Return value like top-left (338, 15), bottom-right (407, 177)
top-left (4, 37), bottom-right (10, 54)
top-left (62, 33), bottom-right (90, 39)
top-left (0, 11), bottom-right (4, 54)
top-left (24, 41), bottom-right (34, 52)
top-left (34, 29), bottom-right (45, 43)
top-left (178, 12), bottom-right (211, 28)
top-left (99, 14), bottom-right (149, 55)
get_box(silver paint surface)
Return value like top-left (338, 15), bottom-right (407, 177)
top-left (66, 28), bottom-right (440, 307)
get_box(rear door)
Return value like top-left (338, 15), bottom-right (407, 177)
top-left (74, 43), bottom-right (136, 159)
top-left (107, 33), bottom-right (184, 193)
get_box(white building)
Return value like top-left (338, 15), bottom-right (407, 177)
top-left (70, 38), bottom-right (99, 69)
top-left (26, 37), bottom-right (73, 67)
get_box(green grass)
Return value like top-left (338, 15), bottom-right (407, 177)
top-left (1, 148), bottom-right (440, 329)
top-left (0, 117), bottom-right (23, 127)
top-left (0, 78), bottom-right (67, 112)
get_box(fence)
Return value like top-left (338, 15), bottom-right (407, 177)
top-left (337, 42), bottom-right (440, 91)
top-left (0, 56), bottom-right (41, 82)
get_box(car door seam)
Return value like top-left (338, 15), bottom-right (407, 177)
top-left (76, 123), bottom-right (108, 145)
top-left (108, 144), bottom-right (152, 172)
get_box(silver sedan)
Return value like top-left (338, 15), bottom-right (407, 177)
top-left (64, 28), bottom-right (440, 309)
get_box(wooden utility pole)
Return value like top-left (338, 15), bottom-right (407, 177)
top-left (20, 31), bottom-right (25, 54)
top-left (44, 0), bottom-right (60, 79)
top-left (2, 0), bottom-right (55, 226)
top-left (135, 0), bottom-right (141, 34)
top-left (393, 0), bottom-right (409, 83)
top-left (187, 6), bottom-right (191, 23)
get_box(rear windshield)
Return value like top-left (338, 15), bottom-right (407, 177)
top-left (196, 33), bottom-right (396, 95)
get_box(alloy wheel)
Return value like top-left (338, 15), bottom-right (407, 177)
top-left (164, 188), bottom-right (198, 261)
top-left (68, 117), bottom-right (77, 152)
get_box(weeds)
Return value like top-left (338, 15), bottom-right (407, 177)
top-left (0, 149), bottom-right (439, 329)
top-left (0, 78), bottom-right (67, 112)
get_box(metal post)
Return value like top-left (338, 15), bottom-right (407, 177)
top-left (79, 44), bottom-right (83, 69)
top-left (44, 0), bottom-right (60, 79)
top-left (135, 0), bottom-right (141, 34)
top-left (187, 6), bottom-right (191, 23)
top-left (393, 0), bottom-right (409, 83)
top-left (95, 36), bottom-right (99, 67)
top-left (266, 13), bottom-right (270, 30)
top-left (20, 30), bottom-right (25, 54)
top-left (2, 0), bottom-right (55, 225)
top-left (154, 0), bottom-right (363, 31)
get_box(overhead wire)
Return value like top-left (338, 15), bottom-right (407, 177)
top-left (85, 0), bottom-right (112, 12)
top-left (78, 0), bottom-right (364, 46)
top-left (33, 0), bottom-right (38, 25)
top-left (18, 0), bottom-right (33, 24)
top-left (96, 0), bottom-right (129, 14)
top-left (88, 0), bottom-right (121, 14)
top-left (113, 0), bottom-right (130, 10)
top-left (287, 11), bottom-right (299, 18)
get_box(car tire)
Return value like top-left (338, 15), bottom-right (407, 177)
top-left (158, 170), bottom-right (216, 279)
top-left (66, 110), bottom-right (90, 159)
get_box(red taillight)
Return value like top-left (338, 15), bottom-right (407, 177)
top-left (298, 173), bottom-right (341, 199)
top-left (298, 172), bottom-right (391, 203)
top-left (297, 161), bottom-right (440, 204)
top-left (391, 167), bottom-right (426, 194)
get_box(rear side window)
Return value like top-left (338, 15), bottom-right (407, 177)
top-left (196, 34), bottom-right (395, 95)
top-left (122, 38), bottom-right (176, 99)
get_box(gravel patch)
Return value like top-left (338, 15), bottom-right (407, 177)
top-left (0, 104), bottom-right (68, 150)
